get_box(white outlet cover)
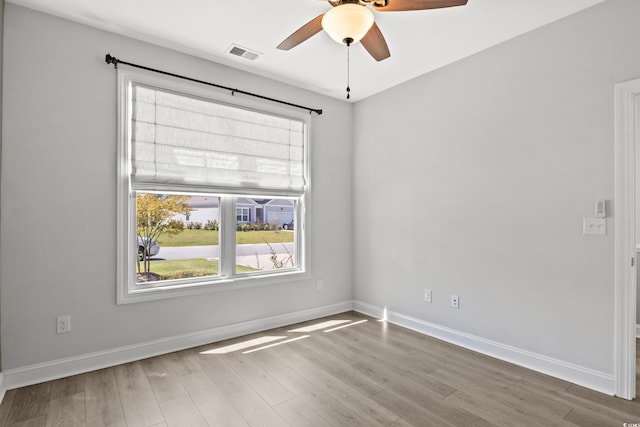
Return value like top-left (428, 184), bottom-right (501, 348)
top-left (56, 315), bottom-right (71, 334)
top-left (424, 289), bottom-right (432, 303)
top-left (451, 295), bottom-right (459, 309)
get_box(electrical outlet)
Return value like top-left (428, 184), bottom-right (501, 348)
top-left (317, 280), bottom-right (323, 290)
top-left (56, 315), bottom-right (71, 334)
top-left (450, 295), bottom-right (459, 309)
top-left (424, 289), bottom-right (432, 303)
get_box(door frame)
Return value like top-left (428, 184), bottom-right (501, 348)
top-left (614, 77), bottom-right (640, 400)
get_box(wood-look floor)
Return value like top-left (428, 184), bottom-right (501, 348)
top-left (0, 311), bottom-right (639, 426)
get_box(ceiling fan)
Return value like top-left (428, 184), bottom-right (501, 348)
top-left (277, 0), bottom-right (469, 62)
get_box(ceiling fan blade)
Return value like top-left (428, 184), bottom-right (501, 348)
top-left (277, 14), bottom-right (325, 51)
top-left (374, 0), bottom-right (467, 12)
top-left (361, 23), bottom-right (390, 62)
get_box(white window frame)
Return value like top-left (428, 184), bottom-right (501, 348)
top-left (236, 207), bottom-right (250, 223)
top-left (116, 68), bottom-right (310, 304)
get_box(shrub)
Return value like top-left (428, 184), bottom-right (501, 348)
top-left (167, 219), bottom-right (185, 230)
top-left (263, 224), bottom-right (270, 231)
top-left (187, 221), bottom-right (203, 230)
top-left (241, 223), bottom-right (249, 232)
top-left (204, 219), bottom-right (219, 231)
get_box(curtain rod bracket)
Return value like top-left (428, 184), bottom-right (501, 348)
top-left (104, 53), bottom-right (322, 115)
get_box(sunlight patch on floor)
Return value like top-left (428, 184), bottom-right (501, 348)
top-left (324, 319), bottom-right (368, 332)
top-left (200, 316), bottom-right (371, 355)
top-left (200, 335), bottom-right (287, 354)
top-left (242, 335), bottom-right (310, 354)
top-left (288, 319), bottom-right (351, 333)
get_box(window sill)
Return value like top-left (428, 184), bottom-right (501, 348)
top-left (117, 269), bottom-right (310, 305)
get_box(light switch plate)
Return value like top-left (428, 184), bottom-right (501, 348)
top-left (583, 217), bottom-right (606, 235)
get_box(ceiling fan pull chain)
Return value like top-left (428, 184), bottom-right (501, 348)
top-left (346, 38), bottom-right (351, 100)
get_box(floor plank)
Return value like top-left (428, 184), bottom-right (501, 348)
top-left (198, 354), bottom-right (289, 427)
top-left (44, 392), bottom-right (86, 427)
top-left (371, 388), bottom-right (458, 427)
top-left (140, 357), bottom-right (187, 405)
top-left (159, 396), bottom-right (206, 427)
top-left (270, 366), bottom-right (384, 427)
top-left (160, 350), bottom-right (202, 378)
top-left (445, 388), bottom-right (575, 427)
top-left (272, 397), bottom-right (332, 427)
top-left (180, 372), bottom-right (248, 427)
top-left (0, 390), bottom-right (17, 426)
top-left (9, 416), bottom-right (47, 427)
top-left (284, 351), bottom-right (400, 426)
top-left (223, 352), bottom-right (295, 406)
top-left (6, 383), bottom-right (51, 425)
top-left (49, 377), bottom-right (85, 402)
top-left (84, 368), bottom-right (126, 427)
top-left (113, 362), bottom-right (165, 427)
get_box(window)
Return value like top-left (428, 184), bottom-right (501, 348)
top-left (117, 68), bottom-right (308, 304)
top-left (236, 207), bottom-right (250, 223)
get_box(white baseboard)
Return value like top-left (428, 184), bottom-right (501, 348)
top-left (353, 300), bottom-right (615, 396)
top-left (2, 301), bottom-right (353, 391)
top-left (0, 373), bottom-right (5, 404)
top-left (0, 299), bottom-right (616, 399)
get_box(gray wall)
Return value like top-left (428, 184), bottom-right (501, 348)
top-left (353, 0), bottom-right (640, 375)
top-left (0, 4), bottom-right (353, 370)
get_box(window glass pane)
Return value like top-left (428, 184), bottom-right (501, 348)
top-left (235, 197), bottom-right (297, 272)
top-left (136, 193), bottom-right (220, 284)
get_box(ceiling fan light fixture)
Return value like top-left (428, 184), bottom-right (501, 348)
top-left (321, 3), bottom-right (374, 45)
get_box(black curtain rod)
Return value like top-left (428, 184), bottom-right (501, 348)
top-left (105, 54), bottom-right (323, 115)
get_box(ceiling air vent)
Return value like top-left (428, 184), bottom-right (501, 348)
top-left (227, 44), bottom-right (261, 61)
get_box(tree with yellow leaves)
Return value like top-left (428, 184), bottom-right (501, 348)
top-left (136, 193), bottom-right (192, 279)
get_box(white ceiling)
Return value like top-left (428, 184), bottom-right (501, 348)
top-left (9, 0), bottom-right (606, 102)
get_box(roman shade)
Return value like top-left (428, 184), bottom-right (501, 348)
top-left (130, 84), bottom-right (306, 195)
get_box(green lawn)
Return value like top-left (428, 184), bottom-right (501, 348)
top-left (139, 258), bottom-right (256, 281)
top-left (157, 229), bottom-right (293, 247)
top-left (237, 230), bottom-right (293, 245)
top-left (157, 229), bottom-right (218, 246)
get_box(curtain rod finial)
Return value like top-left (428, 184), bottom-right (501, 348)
top-left (105, 54), bottom-right (119, 68)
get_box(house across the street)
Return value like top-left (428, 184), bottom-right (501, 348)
top-left (173, 195), bottom-right (294, 227)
